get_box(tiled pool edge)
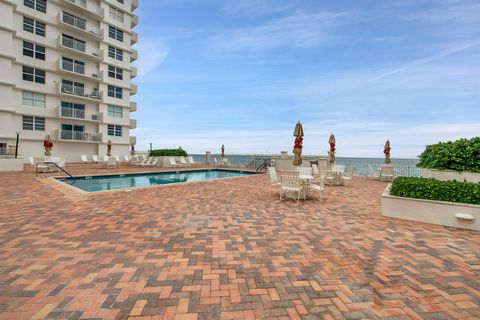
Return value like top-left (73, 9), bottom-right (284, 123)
top-left (47, 168), bottom-right (260, 195)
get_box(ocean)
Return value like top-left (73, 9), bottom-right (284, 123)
top-left (190, 154), bottom-right (420, 177)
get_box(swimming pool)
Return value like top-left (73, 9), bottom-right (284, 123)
top-left (58, 169), bottom-right (254, 192)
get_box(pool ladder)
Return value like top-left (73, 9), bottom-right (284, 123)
top-left (38, 162), bottom-right (76, 184)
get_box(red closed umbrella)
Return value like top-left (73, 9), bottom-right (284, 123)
top-left (293, 121), bottom-right (304, 166)
top-left (328, 133), bottom-right (336, 164)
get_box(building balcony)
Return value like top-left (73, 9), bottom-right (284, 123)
top-left (61, 0), bottom-right (102, 20)
top-left (131, 49), bottom-right (138, 62)
top-left (56, 129), bottom-right (102, 142)
top-left (129, 136), bottom-right (137, 145)
top-left (131, 67), bottom-right (137, 79)
top-left (130, 101), bottom-right (137, 112)
top-left (129, 119), bottom-right (137, 129)
top-left (58, 106), bottom-right (103, 122)
top-left (58, 36), bottom-right (103, 61)
top-left (58, 59), bottom-right (103, 82)
top-left (57, 12), bottom-right (102, 41)
top-left (131, 15), bottom-right (138, 28)
top-left (58, 82), bottom-right (102, 101)
top-left (130, 83), bottom-right (137, 95)
top-left (132, 0), bottom-right (138, 11)
top-left (131, 32), bottom-right (138, 45)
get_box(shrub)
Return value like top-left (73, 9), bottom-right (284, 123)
top-left (390, 177), bottom-right (480, 205)
top-left (417, 137), bottom-right (480, 173)
top-left (149, 148), bottom-right (188, 157)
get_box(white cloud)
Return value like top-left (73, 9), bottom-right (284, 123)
top-left (211, 11), bottom-right (350, 52)
top-left (134, 39), bottom-right (169, 76)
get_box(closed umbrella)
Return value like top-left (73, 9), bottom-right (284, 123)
top-left (384, 140), bottom-right (391, 164)
top-left (293, 121), bottom-right (304, 166)
top-left (221, 144), bottom-right (225, 159)
top-left (43, 134), bottom-right (53, 156)
top-left (107, 140), bottom-right (112, 156)
top-left (130, 144), bottom-right (135, 156)
top-left (328, 133), bottom-right (336, 164)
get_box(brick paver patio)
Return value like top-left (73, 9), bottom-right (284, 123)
top-left (0, 165), bottom-right (479, 319)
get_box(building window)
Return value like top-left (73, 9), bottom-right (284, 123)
top-left (62, 11), bottom-right (86, 30)
top-left (109, 6), bottom-right (124, 23)
top-left (62, 57), bottom-right (85, 74)
top-left (108, 46), bottom-right (123, 61)
top-left (108, 26), bottom-right (123, 42)
top-left (117, 0), bottom-right (124, 4)
top-left (107, 105), bottom-right (123, 118)
top-left (22, 66), bottom-right (45, 84)
top-left (108, 65), bottom-right (123, 80)
top-left (61, 101), bottom-right (85, 118)
top-left (107, 85), bottom-right (122, 99)
top-left (108, 124), bottom-right (122, 136)
top-left (23, 16), bottom-right (46, 37)
top-left (61, 34), bottom-right (85, 52)
top-left (24, 0), bottom-right (47, 13)
top-left (23, 41), bottom-right (45, 60)
top-left (22, 116), bottom-right (45, 131)
top-left (22, 91), bottom-right (45, 107)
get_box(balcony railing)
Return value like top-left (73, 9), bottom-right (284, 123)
top-left (131, 32), bottom-right (138, 45)
top-left (65, 0), bottom-right (101, 16)
top-left (62, 36), bottom-right (85, 53)
top-left (60, 83), bottom-right (102, 100)
top-left (61, 106), bottom-right (85, 119)
top-left (130, 83), bottom-right (137, 95)
top-left (62, 12), bottom-right (86, 30)
top-left (129, 119), bottom-right (137, 128)
top-left (130, 101), bottom-right (137, 112)
top-left (132, 15), bottom-right (138, 28)
top-left (131, 49), bottom-right (138, 62)
top-left (60, 130), bottom-right (102, 142)
top-left (62, 59), bottom-right (85, 75)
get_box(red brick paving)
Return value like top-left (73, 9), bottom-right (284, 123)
top-left (0, 165), bottom-right (479, 319)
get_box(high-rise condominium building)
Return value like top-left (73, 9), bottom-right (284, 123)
top-left (0, 0), bottom-right (138, 162)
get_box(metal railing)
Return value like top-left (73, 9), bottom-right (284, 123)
top-left (61, 59), bottom-right (85, 74)
top-left (67, 0), bottom-right (87, 9)
top-left (62, 36), bottom-right (85, 52)
top-left (60, 130), bottom-right (101, 142)
top-left (60, 83), bottom-right (101, 100)
top-left (61, 107), bottom-right (85, 119)
top-left (62, 12), bottom-right (86, 30)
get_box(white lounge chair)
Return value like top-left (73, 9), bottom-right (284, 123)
top-left (123, 155), bottom-right (130, 163)
top-left (147, 157), bottom-right (159, 167)
top-left (92, 155), bottom-right (99, 163)
top-left (134, 156), bottom-right (149, 167)
top-left (342, 167), bottom-right (355, 186)
top-left (139, 157), bottom-right (154, 167)
top-left (169, 157), bottom-right (181, 167)
top-left (367, 164), bottom-right (381, 180)
top-left (187, 156), bottom-right (195, 166)
top-left (29, 157), bottom-right (35, 171)
top-left (279, 171), bottom-right (303, 203)
top-left (81, 155), bottom-right (89, 164)
top-left (106, 157), bottom-right (116, 169)
top-left (33, 157), bottom-right (49, 174)
top-left (179, 156), bottom-right (190, 166)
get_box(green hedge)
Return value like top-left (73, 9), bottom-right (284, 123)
top-left (149, 149), bottom-right (188, 157)
top-left (390, 177), bottom-right (480, 205)
top-left (417, 137), bottom-right (480, 173)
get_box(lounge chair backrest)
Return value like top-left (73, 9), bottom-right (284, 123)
top-left (81, 155), bottom-right (88, 162)
top-left (29, 157), bottom-right (34, 165)
top-left (124, 155), bottom-right (130, 162)
top-left (150, 157), bottom-right (158, 166)
top-left (93, 155), bottom-right (99, 162)
top-left (187, 156), bottom-right (195, 164)
top-left (179, 156), bottom-right (187, 164)
top-left (312, 164), bottom-right (319, 175)
top-left (169, 157), bottom-right (177, 165)
top-left (103, 155), bottom-right (109, 162)
top-left (214, 158), bottom-right (218, 164)
top-left (114, 155), bottom-right (120, 161)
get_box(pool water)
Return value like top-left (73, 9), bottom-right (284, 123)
top-left (59, 169), bottom-right (254, 192)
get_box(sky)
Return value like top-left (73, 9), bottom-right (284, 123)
top-left (131, 0), bottom-right (480, 158)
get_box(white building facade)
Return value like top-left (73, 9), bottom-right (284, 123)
top-left (0, 0), bottom-right (138, 162)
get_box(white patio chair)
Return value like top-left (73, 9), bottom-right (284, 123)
top-left (92, 155), bottom-right (99, 163)
top-left (29, 157), bottom-right (35, 171)
top-left (123, 155), bottom-right (130, 163)
top-left (103, 155), bottom-right (109, 162)
top-left (267, 167), bottom-right (281, 193)
top-left (133, 156), bottom-right (149, 167)
top-left (380, 165), bottom-right (394, 181)
top-left (106, 157), bottom-right (116, 169)
top-left (319, 165), bottom-right (328, 178)
top-left (298, 166), bottom-right (313, 176)
top-left (81, 155), bottom-right (89, 164)
top-left (279, 171), bottom-right (303, 203)
top-left (312, 164), bottom-right (320, 176)
top-left (342, 167), bottom-right (355, 186)
top-left (325, 170), bottom-right (336, 187)
top-left (139, 157), bottom-right (154, 167)
top-left (33, 157), bottom-right (49, 175)
top-left (367, 164), bottom-right (381, 179)
top-left (310, 177), bottom-right (325, 201)
top-left (223, 158), bottom-right (230, 166)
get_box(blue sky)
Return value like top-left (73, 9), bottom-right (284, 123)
top-left (131, 0), bottom-right (480, 158)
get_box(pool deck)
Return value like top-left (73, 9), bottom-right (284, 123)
top-left (0, 165), bottom-right (479, 320)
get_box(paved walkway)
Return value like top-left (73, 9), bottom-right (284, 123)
top-left (0, 166), bottom-right (479, 319)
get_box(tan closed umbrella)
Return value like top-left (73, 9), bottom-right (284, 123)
top-left (328, 133), bottom-right (336, 164)
top-left (292, 121), bottom-right (304, 166)
top-left (384, 140), bottom-right (391, 164)
top-left (107, 140), bottom-right (112, 156)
